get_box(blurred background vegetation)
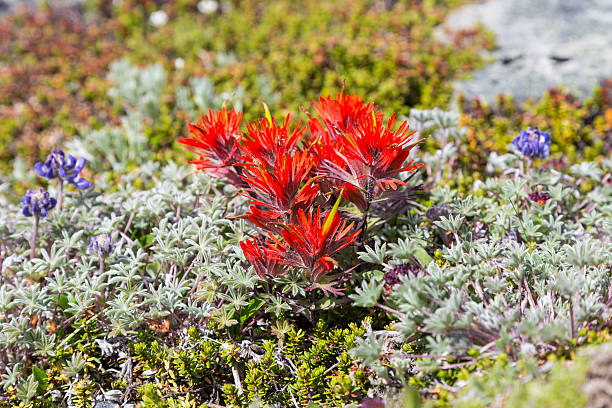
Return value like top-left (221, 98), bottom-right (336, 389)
top-left (1, 0), bottom-right (490, 173)
top-left (1, 0), bottom-right (610, 178)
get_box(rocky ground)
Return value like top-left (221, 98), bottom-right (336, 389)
top-left (439, 0), bottom-right (612, 101)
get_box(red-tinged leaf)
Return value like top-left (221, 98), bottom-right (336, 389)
top-left (341, 182), bottom-right (368, 212)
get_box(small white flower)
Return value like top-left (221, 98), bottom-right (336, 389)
top-left (149, 10), bottom-right (168, 27)
top-left (174, 57), bottom-right (185, 70)
top-left (198, 0), bottom-right (219, 14)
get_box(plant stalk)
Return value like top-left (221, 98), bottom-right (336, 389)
top-left (30, 214), bottom-right (39, 259)
top-left (374, 302), bottom-right (406, 318)
top-left (569, 297), bottom-right (576, 339)
top-left (57, 179), bottom-right (64, 213)
top-left (98, 257), bottom-right (105, 276)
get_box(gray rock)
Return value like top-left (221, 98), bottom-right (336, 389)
top-left (94, 402), bottom-right (119, 408)
top-left (440, 0), bottom-right (612, 101)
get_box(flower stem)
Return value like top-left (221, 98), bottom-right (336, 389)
top-left (360, 212), bottom-right (369, 244)
top-left (360, 177), bottom-right (374, 244)
top-left (57, 179), bottom-right (64, 213)
top-left (526, 157), bottom-right (533, 177)
top-left (374, 302), bottom-right (406, 318)
top-left (569, 296), bottom-right (576, 339)
top-left (30, 214), bottom-right (39, 259)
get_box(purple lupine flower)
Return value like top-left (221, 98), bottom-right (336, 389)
top-left (499, 231), bottom-right (521, 248)
top-left (34, 149), bottom-right (91, 189)
top-left (512, 127), bottom-right (551, 158)
top-left (89, 234), bottom-right (113, 258)
top-left (21, 188), bottom-right (57, 217)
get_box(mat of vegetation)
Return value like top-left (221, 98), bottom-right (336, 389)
top-left (0, 0), bottom-right (492, 174)
top-left (1, 71), bottom-right (611, 407)
top-left (1, 1), bottom-right (612, 408)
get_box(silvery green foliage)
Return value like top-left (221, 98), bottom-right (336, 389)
top-left (67, 112), bottom-right (151, 173)
top-left (408, 108), bottom-right (465, 146)
top-left (408, 108), bottom-right (466, 182)
top-left (175, 76), bottom-right (245, 116)
top-left (108, 58), bottom-right (166, 118)
top-left (174, 61), bottom-right (283, 118)
top-left (174, 74), bottom-right (280, 119)
top-left (70, 59), bottom-right (248, 173)
top-left (351, 160), bottom-right (611, 380)
top-left (67, 59), bottom-right (167, 173)
top-left (0, 163), bottom-right (261, 395)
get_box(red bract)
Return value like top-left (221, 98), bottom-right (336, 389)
top-left (179, 107), bottom-right (243, 177)
top-left (240, 115), bottom-right (305, 168)
top-left (308, 91), bottom-right (382, 169)
top-left (242, 151), bottom-right (319, 217)
top-left (307, 131), bottom-right (344, 168)
top-left (311, 91), bottom-right (382, 138)
top-left (245, 206), bottom-right (284, 235)
top-left (317, 113), bottom-right (422, 209)
top-left (240, 237), bottom-right (285, 278)
top-left (343, 113), bottom-right (421, 181)
top-left (268, 207), bottom-right (360, 283)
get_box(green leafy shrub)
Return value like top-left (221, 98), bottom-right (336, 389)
top-left (115, 0), bottom-right (491, 116)
top-left (0, 0), bottom-right (492, 173)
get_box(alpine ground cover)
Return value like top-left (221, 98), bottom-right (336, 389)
top-left (1, 77), bottom-right (611, 406)
top-left (1, 1), bottom-right (612, 407)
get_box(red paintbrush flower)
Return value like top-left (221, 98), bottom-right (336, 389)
top-left (240, 237), bottom-right (285, 278)
top-left (179, 107), bottom-right (243, 174)
top-left (239, 115), bottom-right (305, 168)
top-left (316, 112), bottom-right (422, 208)
top-left (267, 206), bottom-right (360, 283)
top-left (342, 113), bottom-right (422, 183)
top-left (242, 151), bottom-right (319, 216)
top-left (245, 206), bottom-right (285, 234)
top-left (312, 91), bottom-right (383, 138)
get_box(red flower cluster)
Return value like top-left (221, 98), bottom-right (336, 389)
top-left (180, 93), bottom-right (422, 294)
top-left (179, 106), bottom-right (244, 185)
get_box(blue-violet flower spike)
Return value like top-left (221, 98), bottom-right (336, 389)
top-left (34, 149), bottom-right (92, 189)
top-left (21, 188), bottom-right (57, 217)
top-left (89, 234), bottom-right (113, 258)
top-left (512, 127), bottom-right (551, 159)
